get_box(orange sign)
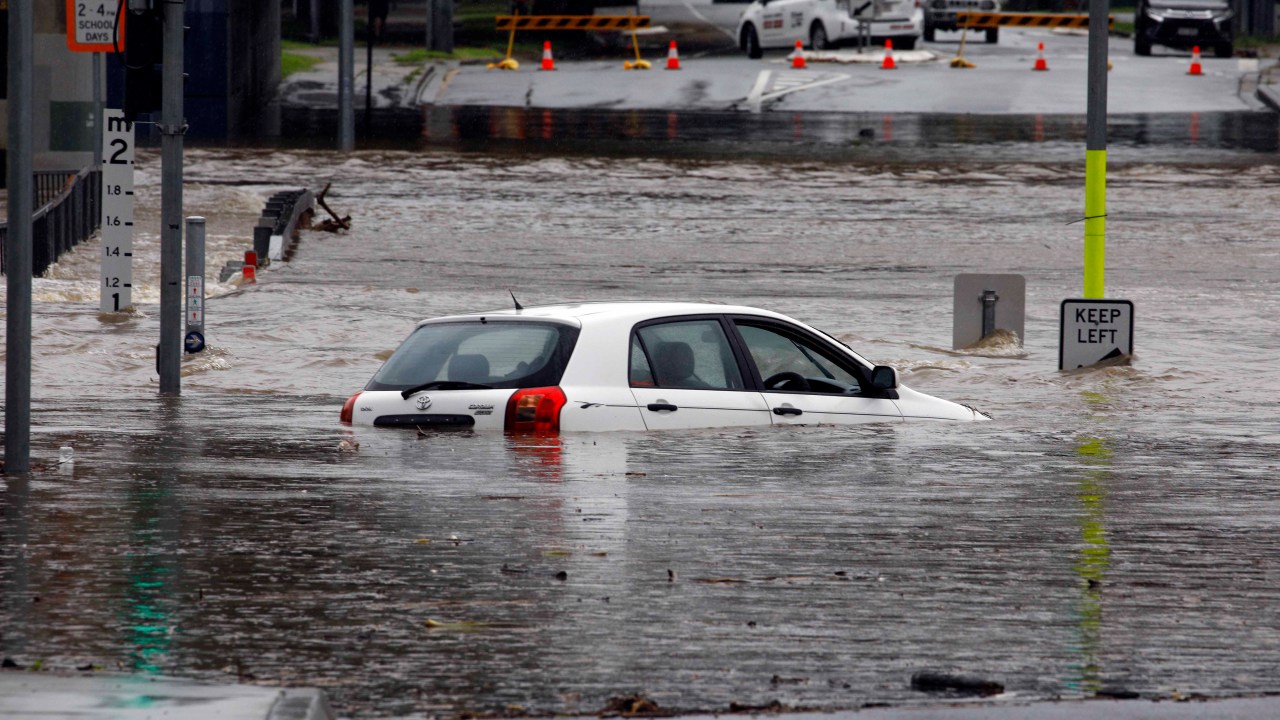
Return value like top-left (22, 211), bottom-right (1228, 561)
top-left (66, 0), bottom-right (124, 53)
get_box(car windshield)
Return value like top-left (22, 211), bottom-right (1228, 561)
top-left (366, 321), bottom-right (579, 391)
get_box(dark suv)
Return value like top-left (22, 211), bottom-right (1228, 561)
top-left (1134, 0), bottom-right (1234, 57)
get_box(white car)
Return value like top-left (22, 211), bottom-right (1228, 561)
top-left (341, 301), bottom-right (984, 432)
top-left (736, 0), bottom-right (925, 58)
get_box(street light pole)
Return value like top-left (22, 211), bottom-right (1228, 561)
top-left (5, 0), bottom-right (33, 473)
top-left (1083, 0), bottom-right (1109, 299)
top-left (339, 0), bottom-right (355, 151)
top-left (158, 0), bottom-right (186, 394)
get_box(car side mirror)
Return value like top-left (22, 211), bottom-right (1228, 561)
top-left (870, 365), bottom-right (899, 391)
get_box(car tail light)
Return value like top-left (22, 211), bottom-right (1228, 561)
top-left (505, 386), bottom-right (566, 433)
top-left (340, 392), bottom-right (362, 424)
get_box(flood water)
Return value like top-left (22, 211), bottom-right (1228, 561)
top-left (3, 120), bottom-right (1280, 718)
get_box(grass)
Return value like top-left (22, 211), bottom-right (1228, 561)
top-left (1237, 35), bottom-right (1280, 50)
top-left (392, 46), bottom-right (518, 64)
top-left (282, 51), bottom-right (324, 79)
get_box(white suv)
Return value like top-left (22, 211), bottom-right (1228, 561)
top-left (736, 0), bottom-right (925, 58)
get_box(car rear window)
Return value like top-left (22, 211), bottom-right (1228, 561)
top-left (366, 321), bottom-right (579, 391)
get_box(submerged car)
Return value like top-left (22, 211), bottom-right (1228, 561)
top-left (736, 0), bottom-right (924, 58)
top-left (1134, 0), bottom-right (1234, 57)
top-left (341, 302), bottom-right (984, 432)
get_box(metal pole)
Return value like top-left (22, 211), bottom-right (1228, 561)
top-left (980, 289), bottom-right (998, 339)
top-left (425, 0), bottom-right (434, 52)
top-left (1083, 0), bottom-right (1109, 299)
top-left (366, 16), bottom-right (374, 132)
top-left (309, 0), bottom-right (320, 43)
top-left (185, 217), bottom-right (206, 353)
top-left (339, 0), bottom-right (355, 151)
top-left (93, 52), bottom-right (103, 168)
top-left (5, 0), bottom-right (33, 474)
top-left (158, 0), bottom-right (186, 394)
top-left (428, 0), bottom-right (454, 53)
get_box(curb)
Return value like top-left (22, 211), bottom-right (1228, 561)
top-left (1257, 83), bottom-right (1280, 112)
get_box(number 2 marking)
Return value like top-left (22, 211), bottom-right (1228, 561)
top-left (109, 138), bottom-right (129, 164)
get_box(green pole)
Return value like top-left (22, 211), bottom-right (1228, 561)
top-left (1083, 0), bottom-right (1108, 298)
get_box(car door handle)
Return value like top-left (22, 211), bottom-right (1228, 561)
top-left (772, 407), bottom-right (803, 416)
top-left (647, 403), bottom-right (678, 412)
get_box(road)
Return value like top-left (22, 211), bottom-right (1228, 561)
top-left (424, 28), bottom-right (1265, 115)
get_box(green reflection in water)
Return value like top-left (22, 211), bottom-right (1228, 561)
top-left (1068, 434), bottom-right (1112, 695)
top-left (122, 484), bottom-right (177, 674)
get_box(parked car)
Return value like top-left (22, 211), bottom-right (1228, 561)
top-left (736, 0), bottom-right (925, 58)
top-left (1134, 0), bottom-right (1234, 57)
top-left (922, 0), bottom-right (1001, 44)
top-left (341, 301), bottom-right (985, 432)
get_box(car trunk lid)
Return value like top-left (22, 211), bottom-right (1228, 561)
top-left (355, 389), bottom-right (516, 430)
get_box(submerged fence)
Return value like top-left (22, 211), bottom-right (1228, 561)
top-left (1, 167), bottom-right (102, 277)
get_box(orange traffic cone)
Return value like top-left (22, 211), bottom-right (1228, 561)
top-left (881, 39), bottom-right (896, 70)
top-left (666, 40), bottom-right (681, 70)
top-left (792, 40), bottom-right (806, 69)
top-left (540, 41), bottom-right (556, 71)
top-left (1187, 45), bottom-right (1203, 75)
top-left (1033, 42), bottom-right (1049, 71)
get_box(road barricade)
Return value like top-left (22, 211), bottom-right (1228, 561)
top-left (490, 14), bottom-right (654, 70)
top-left (953, 12), bottom-right (1113, 30)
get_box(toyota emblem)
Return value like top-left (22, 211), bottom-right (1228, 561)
top-left (416, 395), bottom-right (432, 411)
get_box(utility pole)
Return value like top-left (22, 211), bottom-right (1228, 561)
top-left (339, 0), bottom-right (355, 150)
top-left (1083, 0), bottom-right (1108, 299)
top-left (158, 0), bottom-right (186, 394)
top-left (5, 0), bottom-right (33, 473)
top-left (426, 0), bottom-right (455, 53)
top-left (93, 53), bottom-right (103, 167)
top-left (366, 13), bottom-right (374, 132)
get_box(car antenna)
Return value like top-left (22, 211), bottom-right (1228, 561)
top-left (509, 290), bottom-right (524, 311)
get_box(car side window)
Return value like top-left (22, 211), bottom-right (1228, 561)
top-left (735, 322), bottom-right (864, 394)
top-left (630, 336), bottom-right (656, 387)
top-left (632, 319), bottom-right (745, 391)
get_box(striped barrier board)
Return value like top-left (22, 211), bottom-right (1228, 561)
top-left (954, 12), bottom-right (1113, 29)
top-left (496, 15), bottom-right (651, 31)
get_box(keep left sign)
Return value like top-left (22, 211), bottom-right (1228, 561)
top-left (1060, 299), bottom-right (1134, 370)
top-left (66, 0), bottom-right (123, 53)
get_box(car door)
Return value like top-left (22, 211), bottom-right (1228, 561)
top-left (628, 317), bottom-right (772, 430)
top-left (729, 317), bottom-right (902, 425)
top-left (759, 0), bottom-right (803, 47)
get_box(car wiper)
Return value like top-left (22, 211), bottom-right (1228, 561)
top-left (401, 381), bottom-right (494, 398)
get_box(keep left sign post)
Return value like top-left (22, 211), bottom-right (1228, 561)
top-left (66, 0), bottom-right (123, 53)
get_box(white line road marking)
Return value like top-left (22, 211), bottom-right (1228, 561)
top-left (746, 70), bottom-right (773, 113)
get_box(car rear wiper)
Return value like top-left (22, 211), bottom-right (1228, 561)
top-left (401, 381), bottom-right (494, 398)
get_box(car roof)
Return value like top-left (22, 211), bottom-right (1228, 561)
top-left (418, 301), bottom-right (796, 328)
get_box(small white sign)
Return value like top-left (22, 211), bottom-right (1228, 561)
top-left (66, 0), bottom-right (121, 52)
top-left (100, 109), bottom-right (134, 313)
top-left (1060, 299), bottom-right (1134, 370)
top-left (187, 276), bottom-right (204, 327)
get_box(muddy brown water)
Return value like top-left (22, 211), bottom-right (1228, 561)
top-left (2, 129), bottom-right (1279, 717)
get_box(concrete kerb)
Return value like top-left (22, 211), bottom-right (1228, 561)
top-left (1255, 62), bottom-right (1280, 112)
top-left (792, 49), bottom-right (940, 65)
top-left (412, 59), bottom-right (459, 106)
top-left (0, 671), bottom-right (334, 720)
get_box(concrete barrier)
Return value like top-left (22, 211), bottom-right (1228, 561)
top-left (221, 189), bottom-right (315, 283)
